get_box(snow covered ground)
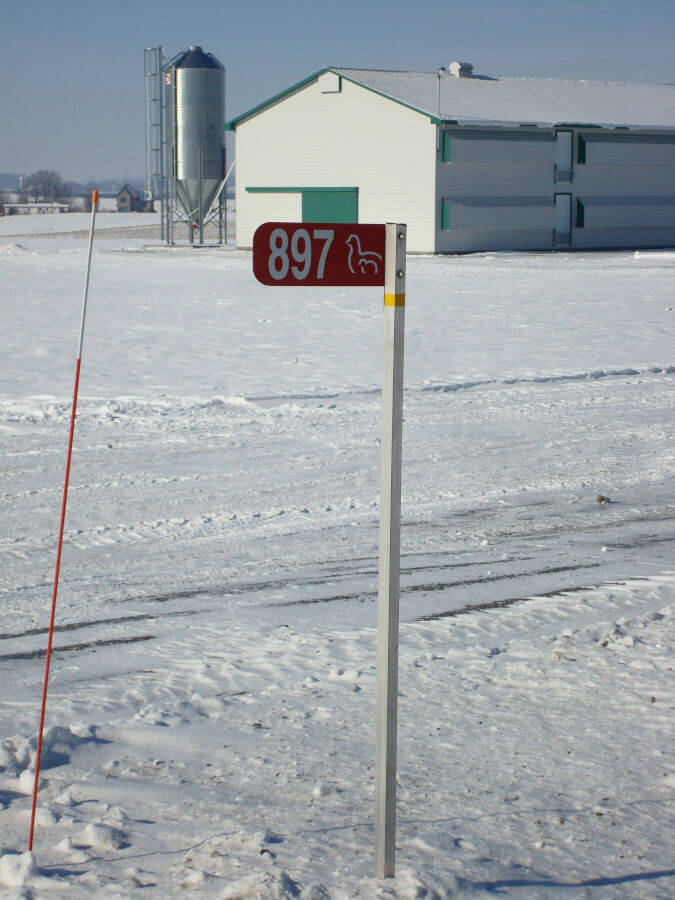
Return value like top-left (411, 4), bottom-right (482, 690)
top-left (0, 212), bottom-right (160, 238)
top-left (0, 222), bottom-right (673, 897)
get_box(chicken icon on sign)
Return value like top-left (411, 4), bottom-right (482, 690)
top-left (346, 234), bottom-right (383, 276)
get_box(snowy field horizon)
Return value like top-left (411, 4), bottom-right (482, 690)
top-left (1, 215), bottom-right (673, 896)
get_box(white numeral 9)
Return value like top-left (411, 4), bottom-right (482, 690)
top-left (291, 228), bottom-right (311, 280)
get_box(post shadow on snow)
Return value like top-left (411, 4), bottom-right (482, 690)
top-left (31, 727), bottom-right (111, 773)
top-left (67, 797), bottom-right (156, 826)
top-left (43, 829), bottom-right (242, 868)
top-left (38, 865), bottom-right (92, 880)
top-left (0, 789), bottom-right (25, 809)
top-left (471, 869), bottom-right (675, 892)
top-left (295, 817), bottom-right (673, 893)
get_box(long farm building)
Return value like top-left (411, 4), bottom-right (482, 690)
top-left (225, 63), bottom-right (675, 253)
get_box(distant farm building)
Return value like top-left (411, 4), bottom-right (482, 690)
top-left (116, 184), bottom-right (154, 212)
top-left (1, 201), bottom-right (70, 215)
top-left (224, 64), bottom-right (675, 253)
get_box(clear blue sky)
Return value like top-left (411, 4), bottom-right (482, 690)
top-left (1, 0), bottom-right (674, 181)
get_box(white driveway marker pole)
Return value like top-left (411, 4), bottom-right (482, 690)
top-left (374, 222), bottom-right (406, 879)
top-left (29, 189), bottom-right (99, 851)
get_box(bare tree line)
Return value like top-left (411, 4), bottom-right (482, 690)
top-left (1, 170), bottom-right (100, 211)
top-left (24, 170), bottom-right (70, 202)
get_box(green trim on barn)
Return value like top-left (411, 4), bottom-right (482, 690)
top-left (223, 69), bottom-right (330, 130)
top-left (441, 198), bottom-right (450, 231)
top-left (442, 132), bottom-right (451, 162)
top-left (336, 72), bottom-right (447, 125)
top-left (575, 198), bottom-right (585, 228)
top-left (223, 67), bottom-right (447, 131)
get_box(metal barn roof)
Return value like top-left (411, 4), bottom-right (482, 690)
top-left (333, 68), bottom-right (675, 131)
top-left (224, 66), bottom-right (675, 132)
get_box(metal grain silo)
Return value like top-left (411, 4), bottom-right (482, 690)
top-left (165, 46), bottom-right (226, 242)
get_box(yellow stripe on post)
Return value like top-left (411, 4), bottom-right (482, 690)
top-left (384, 293), bottom-right (405, 307)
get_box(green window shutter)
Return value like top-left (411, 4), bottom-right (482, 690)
top-left (443, 132), bottom-right (451, 163)
top-left (301, 189), bottom-right (358, 223)
top-left (575, 198), bottom-right (585, 228)
top-left (441, 198), bottom-right (450, 230)
top-left (578, 135), bottom-right (586, 164)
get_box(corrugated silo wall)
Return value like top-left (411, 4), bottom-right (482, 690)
top-left (435, 126), bottom-right (675, 252)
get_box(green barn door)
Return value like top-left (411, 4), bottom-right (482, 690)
top-left (302, 189), bottom-right (358, 223)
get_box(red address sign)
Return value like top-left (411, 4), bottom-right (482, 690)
top-left (253, 222), bottom-right (386, 287)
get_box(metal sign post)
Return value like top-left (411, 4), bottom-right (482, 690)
top-left (374, 223), bottom-right (406, 879)
top-left (252, 220), bottom-right (406, 879)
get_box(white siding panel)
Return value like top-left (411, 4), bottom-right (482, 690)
top-left (235, 73), bottom-right (437, 252)
top-left (243, 192), bottom-right (302, 230)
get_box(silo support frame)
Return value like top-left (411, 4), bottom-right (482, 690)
top-left (198, 148), bottom-right (204, 245)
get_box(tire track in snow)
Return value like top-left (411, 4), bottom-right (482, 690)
top-left (494, 512), bottom-right (675, 542)
top-left (415, 576), bottom-right (653, 621)
top-left (0, 634), bottom-right (155, 662)
top-left (0, 500), bottom-right (375, 560)
top-left (420, 364), bottom-right (674, 395)
top-left (3, 502), bottom-right (671, 563)
top-left (270, 562), bottom-right (602, 608)
top-left (0, 608), bottom-right (204, 642)
top-left (108, 554), bottom-right (537, 607)
top-left (314, 554), bottom-right (535, 579)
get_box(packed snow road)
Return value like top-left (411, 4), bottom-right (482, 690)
top-left (0, 230), bottom-right (673, 896)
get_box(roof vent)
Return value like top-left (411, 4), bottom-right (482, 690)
top-left (448, 61), bottom-right (474, 78)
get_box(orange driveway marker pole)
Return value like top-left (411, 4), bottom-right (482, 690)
top-left (28, 189), bottom-right (99, 851)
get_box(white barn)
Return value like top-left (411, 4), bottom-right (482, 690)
top-left (224, 64), bottom-right (675, 253)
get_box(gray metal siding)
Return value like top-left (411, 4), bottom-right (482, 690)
top-left (583, 133), bottom-right (675, 167)
top-left (436, 126), bottom-right (675, 252)
top-left (582, 196), bottom-right (674, 228)
top-left (573, 132), bottom-right (675, 248)
top-left (443, 196), bottom-right (553, 230)
top-left (436, 127), bottom-right (556, 252)
top-left (445, 129), bottom-right (555, 165)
